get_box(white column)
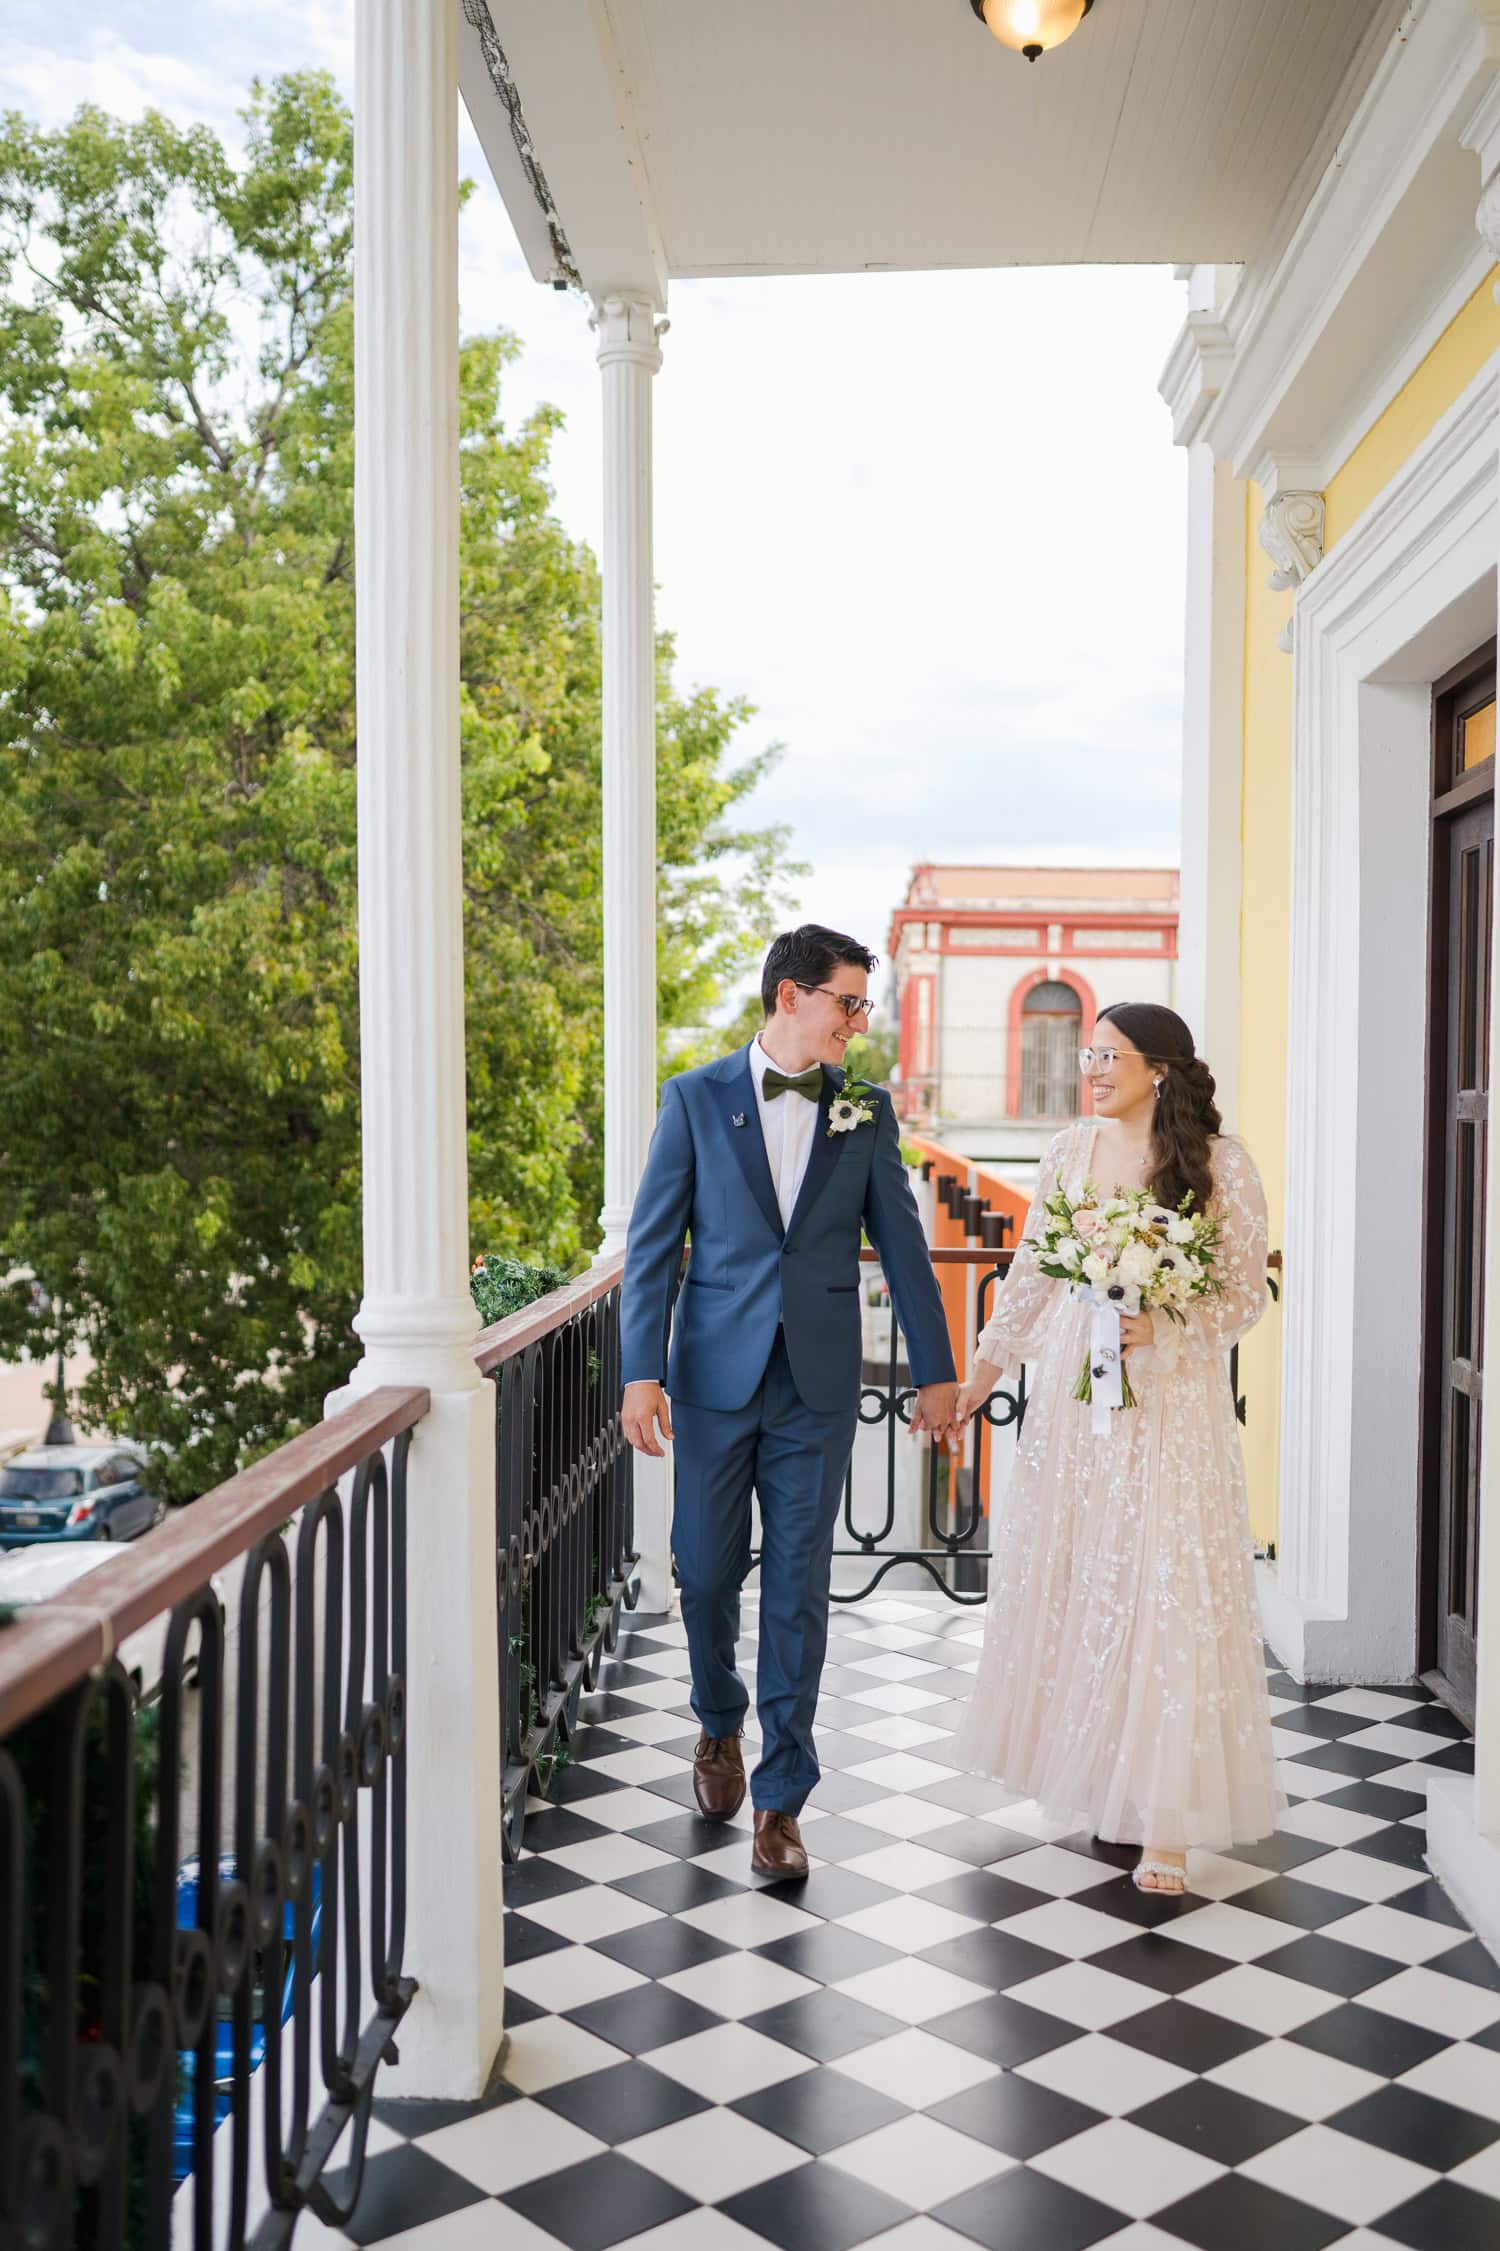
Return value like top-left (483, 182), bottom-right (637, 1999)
top-left (342, 0), bottom-right (502, 2095)
top-left (1178, 443), bottom-right (1245, 1126)
top-left (594, 292), bottom-right (666, 1258)
top-left (592, 293), bottom-right (675, 1615)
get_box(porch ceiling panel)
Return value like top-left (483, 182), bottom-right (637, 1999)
top-left (464, 0), bottom-right (1403, 297)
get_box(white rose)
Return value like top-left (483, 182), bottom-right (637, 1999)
top-left (1082, 1251), bottom-right (1110, 1285)
top-left (1167, 1215), bottom-right (1195, 1244)
top-left (1118, 1242), bottom-right (1155, 1287)
top-left (1057, 1238), bottom-right (1083, 1269)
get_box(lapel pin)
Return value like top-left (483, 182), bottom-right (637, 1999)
top-left (732, 1111), bottom-right (747, 1127)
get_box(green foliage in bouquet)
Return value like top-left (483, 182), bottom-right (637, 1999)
top-left (470, 1255), bottom-right (570, 1329)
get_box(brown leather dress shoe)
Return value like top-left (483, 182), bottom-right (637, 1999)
top-left (692, 1733), bottom-right (746, 1820)
top-left (751, 1810), bottom-right (809, 1879)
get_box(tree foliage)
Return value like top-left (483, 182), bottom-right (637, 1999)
top-left (0, 76), bottom-right (797, 1498)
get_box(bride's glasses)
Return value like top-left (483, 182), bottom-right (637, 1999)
top-left (1077, 1045), bottom-right (1131, 1072)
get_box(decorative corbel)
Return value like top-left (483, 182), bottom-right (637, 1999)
top-left (1258, 490), bottom-right (1325, 654)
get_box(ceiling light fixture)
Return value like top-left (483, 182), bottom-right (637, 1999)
top-left (970, 0), bottom-right (1095, 63)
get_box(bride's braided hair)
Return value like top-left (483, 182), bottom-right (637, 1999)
top-left (1096, 1001), bottom-right (1221, 1217)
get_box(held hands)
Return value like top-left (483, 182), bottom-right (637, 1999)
top-left (909, 1381), bottom-right (960, 1448)
top-left (622, 1380), bottom-right (674, 1457)
top-left (953, 1358), bottom-right (1003, 1439)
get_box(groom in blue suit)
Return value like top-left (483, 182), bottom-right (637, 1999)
top-left (621, 925), bottom-right (956, 1878)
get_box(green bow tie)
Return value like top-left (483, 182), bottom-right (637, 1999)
top-left (763, 1065), bottom-right (822, 1102)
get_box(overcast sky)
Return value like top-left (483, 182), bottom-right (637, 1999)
top-left (20, 3), bottom-right (1188, 987)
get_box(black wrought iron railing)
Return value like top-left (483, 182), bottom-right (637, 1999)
top-left (0, 1385), bottom-right (424, 2251)
top-left (475, 1258), bottom-right (637, 1861)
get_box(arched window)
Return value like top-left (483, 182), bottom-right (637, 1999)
top-left (1019, 980), bottom-right (1082, 1118)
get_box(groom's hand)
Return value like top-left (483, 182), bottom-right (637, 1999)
top-left (910, 1382), bottom-right (959, 1447)
top-left (622, 1380), bottom-right (674, 1457)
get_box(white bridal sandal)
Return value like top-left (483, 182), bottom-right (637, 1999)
top-left (1132, 1857), bottom-right (1188, 1895)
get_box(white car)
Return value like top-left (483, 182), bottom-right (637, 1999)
top-left (0, 1544), bottom-right (225, 1703)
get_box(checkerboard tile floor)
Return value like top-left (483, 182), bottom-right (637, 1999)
top-left (317, 1597), bottom-right (1500, 2251)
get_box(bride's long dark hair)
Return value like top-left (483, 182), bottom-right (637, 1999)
top-left (1096, 1001), bottom-right (1221, 1216)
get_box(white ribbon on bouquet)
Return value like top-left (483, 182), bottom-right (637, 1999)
top-left (1072, 1280), bottom-right (1141, 1436)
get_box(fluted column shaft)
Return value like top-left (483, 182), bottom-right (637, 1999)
top-left (352, 0), bottom-right (478, 1393)
top-left (595, 295), bottom-right (665, 1258)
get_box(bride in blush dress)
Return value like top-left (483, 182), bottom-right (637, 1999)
top-left (951, 1001), bottom-right (1280, 1895)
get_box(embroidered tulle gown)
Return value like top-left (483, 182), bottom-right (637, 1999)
top-left (953, 1121), bottom-right (1281, 1852)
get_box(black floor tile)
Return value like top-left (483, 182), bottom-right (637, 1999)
top-left (1253, 1931), bottom-right (1408, 1998)
top-left (1432, 1937), bottom-right (1500, 1992)
top-left (1347, 1821), bottom-right (1431, 1871)
top-left (1110, 1998), bottom-right (1268, 2074)
top-left (1082, 1877), bottom-right (1207, 1931)
top-left (588, 1916), bottom-right (737, 1979)
top-left (1088, 1930), bottom-right (1229, 1997)
top-left (927, 2073), bottom-right (1104, 2160)
top-left (1278, 1741), bottom-right (1404, 1779)
top-left (521, 1805), bottom-right (612, 1852)
top-left (608, 1859), bottom-right (743, 1914)
top-left (576, 1691), bottom-right (656, 1725)
top-left (1323, 1779), bottom-right (1429, 1822)
top-left (933, 2164), bottom-right (1124, 2251)
top-left (628, 1809), bottom-right (745, 1861)
top-left (636, 1768), bottom-right (712, 1814)
top-left (502, 2150), bottom-right (695, 2251)
top-left (923, 1993), bottom-right (1082, 2069)
top-left (731, 2069), bottom-right (912, 2154)
top-left (1129, 2076), bottom-right (1302, 2164)
top-left (1272, 1705), bottom-right (1377, 1740)
top-left (740, 1986), bottom-right (907, 2063)
top-left (1374, 2179), bottom-right (1500, 2251)
top-left (338, 2145), bottom-right (488, 2244)
top-left (551, 1761), bottom-right (637, 1806)
top-left (1475, 2018), bottom-right (1500, 2053)
top-left (921, 1868), bottom-right (1052, 1922)
top-left (1389, 1704), bottom-right (1472, 1740)
top-left (788, 1865), bottom-right (901, 1921)
top-left (786, 1814), bottom-right (893, 1863)
top-left (720, 2158), bottom-right (913, 2251)
top-left (535, 2059), bottom-right (712, 2144)
top-left (1220, 1830), bottom-right (1334, 1874)
top-left (798, 1766), bottom-right (890, 1810)
top-left (1383, 1876), bottom-right (1472, 1930)
top-left (505, 1988), bottom-right (549, 2028)
top-left (502, 1912), bottom-right (573, 1965)
top-left (1232, 1873), bottom-right (1367, 1930)
top-left (916, 1926), bottom-right (1069, 1993)
top-left (1267, 1672), bottom-right (1345, 1704)
top-left (753, 1922), bottom-right (903, 1986)
top-left (1289, 2000), bottom-right (1450, 2078)
top-left (370, 2081), bottom-right (515, 2138)
top-left (505, 1854), bottom-right (593, 1908)
top-left (1153, 2172), bottom-right (1347, 2251)
top-left (912, 1772), bottom-right (1031, 1815)
top-left (565, 1981), bottom-right (722, 2053)
top-left (1421, 1739), bottom-right (1476, 1774)
top-left (1328, 2081), bottom-right (1500, 2170)
top-left (918, 1817), bottom-right (1041, 1867)
top-left (1054, 1830), bottom-right (1141, 1873)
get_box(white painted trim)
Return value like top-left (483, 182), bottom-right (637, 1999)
top-left (1275, 352), bottom-right (1500, 1684)
top-left (1426, 1775), bottom-right (1500, 1965)
top-left (1177, 446), bottom-right (1245, 1124)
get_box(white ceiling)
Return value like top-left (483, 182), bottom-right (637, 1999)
top-left (462, 0), bottom-right (1405, 298)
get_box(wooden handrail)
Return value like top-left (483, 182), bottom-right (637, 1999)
top-left (473, 1252), bottom-right (626, 1375)
top-left (0, 1383), bottom-right (428, 1739)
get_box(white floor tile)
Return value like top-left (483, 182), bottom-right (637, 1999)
top-left (370, 2206), bottom-right (567, 2250)
top-left (585, 1746), bottom-right (689, 1786)
top-left (604, 1710), bottom-right (708, 1746)
top-left (824, 2111), bottom-right (1015, 2205)
top-left (1325, 1902), bottom-right (1467, 1966)
top-left (830, 2026), bottom-right (1001, 2107)
top-left (515, 1888), bottom-right (663, 1944)
top-left (571, 1787), bottom-right (695, 1834)
top-left (1237, 2123), bottom-right (1438, 2226)
top-left (843, 1652), bottom-right (946, 1682)
top-left (1206, 2037), bottom-right (1386, 2121)
top-left (845, 1752), bottom-right (961, 1791)
top-left (1314, 1689), bottom-right (1432, 1722)
top-left (1289, 1849), bottom-right (1426, 1905)
top-left (1273, 1800), bottom-right (1387, 1848)
top-left (1341, 1721), bottom-right (1471, 1763)
top-left (609, 2216), bottom-right (774, 2251)
top-left (500, 2017), bottom-right (632, 2094)
top-left (1449, 2138), bottom-right (1500, 2197)
top-left (1014, 2031), bottom-right (1193, 2115)
top-left (642, 2022), bottom-right (816, 2102)
top-left (1180, 1963), bottom-right (1337, 2038)
top-left (1398, 2037), bottom-right (1500, 2123)
top-left (1088, 2228), bottom-right (1200, 2251)
top-left (837, 1897), bottom-right (983, 1955)
top-left (979, 1800), bottom-right (1078, 1842)
top-left (621, 2107), bottom-right (809, 2199)
top-left (1357, 1964), bottom-right (1500, 2039)
top-left (659, 1952), bottom-right (819, 2020)
top-left (843, 1794), bottom-right (966, 1840)
top-left (999, 1899), bottom-right (1141, 1959)
top-left (846, 1717), bottom-right (955, 1753)
top-left (846, 1683), bottom-right (950, 1716)
top-left (677, 1890), bottom-right (821, 1948)
top-left (503, 1945), bottom-right (645, 2013)
top-left (1277, 1760), bottom-right (1353, 1801)
top-left (834, 1957), bottom-right (992, 2025)
top-left (996, 1845), bottom-right (1117, 1898)
top-left (1162, 1900), bottom-right (1312, 1962)
top-left (1180, 1853), bottom-right (1274, 1901)
top-left (1002, 1959), bottom-right (1163, 2031)
top-left (1029, 2116), bottom-right (1226, 2218)
top-left (415, 2098), bottom-right (607, 2193)
top-left (847, 2223), bottom-right (981, 2251)
top-left (534, 1834), bottom-right (676, 1885)
top-left (841, 1841), bottom-right (976, 1893)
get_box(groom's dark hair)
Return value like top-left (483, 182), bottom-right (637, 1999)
top-left (761, 924), bottom-right (877, 1016)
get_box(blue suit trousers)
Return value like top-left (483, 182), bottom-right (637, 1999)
top-left (671, 1329), bottom-right (859, 1815)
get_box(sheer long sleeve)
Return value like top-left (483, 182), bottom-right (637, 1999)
top-left (972, 1127), bottom-right (1073, 1376)
top-left (1133, 1135), bottom-right (1269, 1378)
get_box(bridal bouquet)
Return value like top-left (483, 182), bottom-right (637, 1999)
top-left (1032, 1182), bottom-right (1220, 1416)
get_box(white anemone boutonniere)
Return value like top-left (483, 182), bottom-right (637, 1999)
top-left (828, 1071), bottom-right (878, 1138)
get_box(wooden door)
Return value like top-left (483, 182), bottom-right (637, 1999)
top-left (1421, 652), bottom-right (1494, 1725)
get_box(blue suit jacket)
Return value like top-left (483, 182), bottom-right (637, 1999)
top-left (620, 1043), bottom-right (955, 1415)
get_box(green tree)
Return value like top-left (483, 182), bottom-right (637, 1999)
top-left (0, 76), bottom-right (795, 1499)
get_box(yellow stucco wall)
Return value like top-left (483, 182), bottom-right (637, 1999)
top-left (1237, 269), bottom-right (1500, 1552)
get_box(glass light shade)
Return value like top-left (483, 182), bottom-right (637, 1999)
top-left (981, 0), bottom-right (1091, 59)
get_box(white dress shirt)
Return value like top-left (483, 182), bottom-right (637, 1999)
top-left (748, 1036), bottom-right (820, 1230)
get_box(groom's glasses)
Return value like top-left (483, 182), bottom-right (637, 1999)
top-left (798, 984), bottom-right (876, 1022)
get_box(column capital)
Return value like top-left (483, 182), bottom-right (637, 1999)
top-left (1257, 487), bottom-right (1325, 655)
top-left (592, 292), bottom-right (667, 372)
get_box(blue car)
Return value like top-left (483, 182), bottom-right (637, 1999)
top-left (172, 1856), bottom-right (323, 2182)
top-left (0, 1444), bottom-right (163, 1547)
